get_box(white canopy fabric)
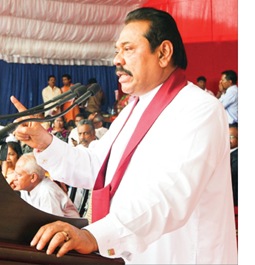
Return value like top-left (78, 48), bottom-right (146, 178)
top-left (0, 0), bottom-right (147, 65)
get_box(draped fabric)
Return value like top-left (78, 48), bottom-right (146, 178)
top-left (0, 0), bottom-right (147, 123)
top-left (0, 0), bottom-right (147, 65)
top-left (0, 60), bottom-right (118, 125)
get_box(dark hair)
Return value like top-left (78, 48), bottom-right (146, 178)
top-left (197, 76), bottom-right (206, 82)
top-left (88, 78), bottom-right (97, 84)
top-left (51, 116), bottom-right (66, 129)
top-left (77, 119), bottom-right (95, 132)
top-left (62, 74), bottom-right (72, 80)
top-left (93, 113), bottom-right (104, 123)
top-left (221, 70), bottom-right (237, 84)
top-left (75, 113), bottom-right (87, 119)
top-left (54, 116), bottom-right (65, 122)
top-left (229, 122), bottom-right (238, 129)
top-left (67, 119), bottom-right (75, 128)
top-left (7, 141), bottom-right (23, 158)
top-left (125, 7), bottom-right (187, 69)
top-left (47, 75), bottom-right (56, 81)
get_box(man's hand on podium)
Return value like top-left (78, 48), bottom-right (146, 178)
top-left (30, 220), bottom-right (98, 257)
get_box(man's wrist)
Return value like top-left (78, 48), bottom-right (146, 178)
top-left (84, 229), bottom-right (99, 252)
top-left (36, 133), bottom-right (53, 152)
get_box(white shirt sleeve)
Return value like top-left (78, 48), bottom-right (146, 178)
top-left (34, 136), bottom-right (100, 189)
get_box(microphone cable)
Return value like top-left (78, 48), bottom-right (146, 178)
top-left (0, 83), bottom-right (100, 140)
top-left (0, 83), bottom-right (83, 120)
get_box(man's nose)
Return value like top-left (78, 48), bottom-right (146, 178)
top-left (113, 52), bottom-right (125, 66)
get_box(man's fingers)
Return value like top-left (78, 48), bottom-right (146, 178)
top-left (30, 225), bottom-right (48, 249)
top-left (56, 242), bottom-right (73, 257)
top-left (30, 223), bottom-right (58, 250)
top-left (30, 222), bottom-right (97, 257)
top-left (46, 232), bottom-right (72, 257)
top-left (30, 221), bottom-right (72, 253)
top-left (10, 96), bottom-right (27, 112)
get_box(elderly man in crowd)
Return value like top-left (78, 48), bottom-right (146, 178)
top-left (13, 152), bottom-right (80, 218)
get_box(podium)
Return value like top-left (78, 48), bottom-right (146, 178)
top-left (0, 174), bottom-right (124, 264)
top-left (0, 241), bottom-right (124, 264)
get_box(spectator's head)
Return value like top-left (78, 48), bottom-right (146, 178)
top-left (77, 119), bottom-right (96, 147)
top-left (47, 75), bottom-right (56, 87)
top-left (62, 74), bottom-right (72, 86)
top-left (14, 152), bottom-right (46, 192)
top-left (74, 113), bottom-right (87, 127)
top-left (51, 116), bottom-right (66, 130)
top-left (196, 76), bottom-right (207, 90)
top-left (87, 78), bottom-right (97, 84)
top-left (219, 70), bottom-right (237, 91)
top-left (6, 141), bottom-right (23, 168)
top-left (66, 120), bottom-right (75, 132)
top-left (88, 113), bottom-right (104, 129)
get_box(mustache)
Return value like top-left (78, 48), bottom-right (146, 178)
top-left (115, 66), bottom-right (133, 76)
top-left (78, 138), bottom-right (88, 145)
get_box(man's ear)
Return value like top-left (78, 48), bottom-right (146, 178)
top-left (157, 40), bottom-right (173, 68)
top-left (30, 173), bottom-right (38, 183)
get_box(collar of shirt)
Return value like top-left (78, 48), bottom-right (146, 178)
top-left (230, 147), bottom-right (238, 153)
top-left (28, 177), bottom-right (46, 197)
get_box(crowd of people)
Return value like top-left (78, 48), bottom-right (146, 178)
top-left (0, 80), bottom-right (111, 219)
top-left (0, 6), bottom-right (238, 265)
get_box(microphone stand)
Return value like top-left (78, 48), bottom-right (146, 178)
top-left (0, 84), bottom-right (100, 141)
top-left (0, 103), bottom-right (78, 160)
top-left (0, 83), bottom-right (83, 120)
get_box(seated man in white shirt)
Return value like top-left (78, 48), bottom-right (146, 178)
top-left (68, 119), bottom-right (96, 216)
top-left (196, 75), bottom-right (215, 96)
top-left (68, 113), bottom-right (87, 147)
top-left (88, 112), bottom-right (108, 139)
top-left (13, 152), bottom-right (80, 218)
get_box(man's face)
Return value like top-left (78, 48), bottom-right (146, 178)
top-left (13, 161), bottom-right (34, 191)
top-left (114, 20), bottom-right (162, 96)
top-left (219, 74), bottom-right (232, 91)
top-left (48, 77), bottom-right (56, 87)
top-left (75, 116), bottom-right (83, 127)
top-left (197, 80), bottom-right (206, 90)
top-left (62, 77), bottom-right (71, 86)
top-left (78, 124), bottom-right (95, 147)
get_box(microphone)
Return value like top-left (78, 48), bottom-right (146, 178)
top-left (37, 82), bottom-right (83, 108)
top-left (74, 83), bottom-right (101, 105)
top-left (38, 84), bottom-right (88, 116)
top-left (0, 83), bottom-right (100, 140)
top-left (0, 83), bottom-right (85, 120)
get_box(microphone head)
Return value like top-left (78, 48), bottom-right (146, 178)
top-left (74, 85), bottom-right (88, 97)
top-left (70, 83), bottom-right (82, 92)
top-left (87, 83), bottom-right (101, 96)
